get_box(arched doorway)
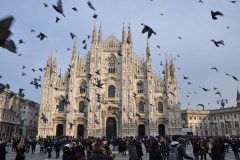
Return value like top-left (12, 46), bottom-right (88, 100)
top-left (56, 124), bottom-right (63, 136)
top-left (106, 117), bottom-right (117, 138)
top-left (138, 125), bottom-right (145, 137)
top-left (158, 124), bottom-right (165, 136)
top-left (77, 124), bottom-right (84, 138)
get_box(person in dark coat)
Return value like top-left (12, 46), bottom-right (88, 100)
top-left (62, 144), bottom-right (73, 160)
top-left (211, 138), bottom-right (225, 160)
top-left (148, 140), bottom-right (163, 160)
top-left (0, 138), bottom-right (6, 160)
top-left (88, 142), bottom-right (110, 160)
top-left (192, 139), bottom-right (200, 160)
top-left (135, 140), bottom-right (143, 160)
top-left (231, 138), bottom-right (240, 160)
top-left (15, 137), bottom-right (26, 160)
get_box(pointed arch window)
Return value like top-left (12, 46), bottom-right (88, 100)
top-left (108, 55), bottom-right (117, 73)
top-left (80, 80), bottom-right (87, 94)
top-left (137, 81), bottom-right (144, 93)
top-left (138, 101), bottom-right (144, 113)
top-left (58, 101), bottom-right (64, 112)
top-left (108, 85), bottom-right (116, 97)
top-left (158, 102), bottom-right (163, 113)
top-left (79, 101), bottom-right (85, 113)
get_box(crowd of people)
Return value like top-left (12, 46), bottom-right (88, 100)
top-left (0, 135), bottom-right (239, 160)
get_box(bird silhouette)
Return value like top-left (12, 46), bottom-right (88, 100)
top-left (87, 1), bottom-right (96, 11)
top-left (37, 32), bottom-right (47, 41)
top-left (72, 7), bottom-right (77, 12)
top-left (183, 75), bottom-right (189, 80)
top-left (199, 86), bottom-right (211, 92)
top-left (215, 91), bottom-right (222, 98)
top-left (197, 104), bottom-right (205, 110)
top-left (199, 0), bottom-right (203, 4)
top-left (211, 10), bottom-right (223, 20)
top-left (230, 1), bottom-right (237, 3)
top-left (70, 32), bottom-right (76, 39)
top-left (52, 0), bottom-right (65, 17)
top-left (43, 3), bottom-right (48, 7)
top-left (211, 67), bottom-right (218, 72)
top-left (141, 23), bottom-right (156, 39)
top-left (0, 16), bottom-right (17, 53)
top-left (211, 39), bottom-right (224, 47)
top-left (93, 13), bottom-right (98, 19)
top-left (19, 39), bottom-right (25, 44)
top-left (69, 122), bottom-right (74, 129)
top-left (40, 113), bottom-right (48, 124)
top-left (56, 17), bottom-right (61, 23)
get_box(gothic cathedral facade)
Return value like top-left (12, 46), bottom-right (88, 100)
top-left (38, 23), bottom-right (182, 138)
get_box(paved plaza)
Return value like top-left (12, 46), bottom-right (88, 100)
top-left (6, 145), bottom-right (237, 160)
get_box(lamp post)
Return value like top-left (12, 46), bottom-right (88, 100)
top-left (217, 98), bottom-right (228, 136)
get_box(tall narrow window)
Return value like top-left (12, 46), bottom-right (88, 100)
top-left (80, 80), bottom-right (87, 94)
top-left (221, 122), bottom-right (224, 128)
top-left (108, 85), bottom-right (116, 97)
top-left (235, 121), bottom-right (239, 128)
top-left (138, 101), bottom-right (144, 113)
top-left (108, 55), bottom-right (117, 73)
top-left (79, 101), bottom-right (85, 113)
top-left (137, 81), bottom-right (144, 93)
top-left (158, 102), bottom-right (163, 112)
top-left (58, 101), bottom-right (64, 112)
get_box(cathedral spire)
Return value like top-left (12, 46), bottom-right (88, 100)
top-left (71, 39), bottom-right (78, 61)
top-left (122, 22), bottom-right (126, 44)
top-left (52, 51), bottom-right (58, 76)
top-left (45, 52), bottom-right (52, 78)
top-left (127, 22), bottom-right (132, 44)
top-left (98, 22), bottom-right (102, 43)
top-left (165, 54), bottom-right (170, 79)
top-left (237, 88), bottom-right (240, 101)
top-left (146, 39), bottom-right (151, 59)
top-left (92, 21), bottom-right (97, 44)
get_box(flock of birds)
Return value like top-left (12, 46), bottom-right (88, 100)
top-left (0, 0), bottom-right (239, 126)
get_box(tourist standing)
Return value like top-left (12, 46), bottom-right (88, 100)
top-left (15, 137), bottom-right (25, 160)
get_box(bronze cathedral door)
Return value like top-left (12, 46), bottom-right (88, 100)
top-left (106, 117), bottom-right (117, 137)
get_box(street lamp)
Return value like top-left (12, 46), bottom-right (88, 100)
top-left (217, 98), bottom-right (228, 135)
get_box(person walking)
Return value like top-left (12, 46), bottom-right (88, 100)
top-left (128, 140), bottom-right (139, 160)
top-left (199, 138), bottom-right (207, 160)
top-left (0, 138), bottom-right (6, 160)
top-left (211, 138), bottom-right (225, 160)
top-left (231, 138), bottom-right (240, 160)
top-left (15, 137), bottom-right (26, 160)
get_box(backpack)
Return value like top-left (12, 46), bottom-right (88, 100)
top-left (169, 144), bottom-right (180, 160)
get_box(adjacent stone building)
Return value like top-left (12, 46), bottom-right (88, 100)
top-left (181, 90), bottom-right (240, 136)
top-left (0, 83), bottom-right (39, 137)
top-left (38, 23), bottom-right (181, 138)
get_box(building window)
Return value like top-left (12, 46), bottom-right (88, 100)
top-left (227, 123), bottom-right (231, 129)
top-left (221, 122), bottom-right (224, 128)
top-left (214, 116), bottom-right (216, 120)
top-left (227, 115), bottom-right (230, 119)
top-left (235, 121), bottom-right (239, 128)
top-left (158, 102), bottom-right (163, 113)
top-left (137, 81), bottom-right (144, 93)
top-left (234, 114), bottom-right (237, 118)
top-left (108, 55), bottom-right (117, 73)
top-left (195, 123), bottom-right (198, 129)
top-left (189, 117), bottom-right (192, 120)
top-left (58, 101), bottom-right (64, 112)
top-left (79, 101), bottom-right (85, 113)
top-left (200, 123), bottom-right (202, 129)
top-left (138, 101), bottom-right (144, 113)
top-left (220, 116), bottom-right (222, 120)
top-left (194, 117), bottom-right (196, 120)
top-left (108, 85), bottom-right (116, 97)
top-left (80, 80), bottom-right (87, 94)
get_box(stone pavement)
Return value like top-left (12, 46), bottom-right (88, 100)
top-left (6, 145), bottom-right (237, 160)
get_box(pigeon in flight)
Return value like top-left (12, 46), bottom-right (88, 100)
top-left (211, 39), bottom-right (224, 47)
top-left (211, 10), bottom-right (223, 20)
top-left (52, 0), bottom-right (65, 17)
top-left (93, 13), bottom-right (98, 19)
top-left (199, 86), bottom-right (211, 92)
top-left (19, 39), bottom-right (25, 44)
top-left (69, 122), bottom-right (74, 129)
top-left (43, 3), bottom-right (48, 7)
top-left (37, 32), bottom-right (48, 41)
top-left (56, 17), bottom-right (61, 23)
top-left (0, 16), bottom-right (17, 53)
top-left (70, 32), bottom-right (76, 39)
top-left (141, 23), bottom-right (156, 39)
top-left (211, 67), bottom-right (218, 72)
top-left (87, 1), bottom-right (96, 11)
top-left (230, 1), bottom-right (237, 3)
top-left (197, 104), bottom-right (205, 111)
top-left (40, 113), bottom-right (48, 124)
top-left (72, 7), bottom-right (77, 12)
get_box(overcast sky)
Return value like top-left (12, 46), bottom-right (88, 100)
top-left (0, 0), bottom-right (240, 110)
